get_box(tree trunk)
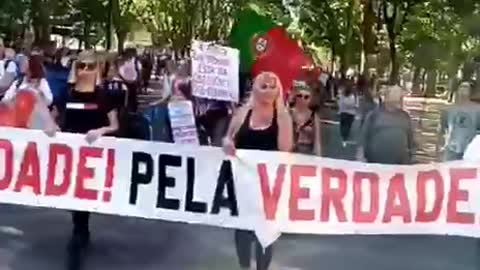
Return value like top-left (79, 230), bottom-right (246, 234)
top-left (117, 31), bottom-right (127, 53)
top-left (83, 22), bottom-right (91, 49)
top-left (106, 0), bottom-right (113, 50)
top-left (341, 0), bottom-right (356, 77)
top-left (411, 66), bottom-right (422, 96)
top-left (421, 69), bottom-right (427, 93)
top-left (447, 75), bottom-right (458, 102)
top-left (475, 64), bottom-right (480, 96)
top-left (425, 69), bottom-right (437, 97)
top-left (339, 49), bottom-right (348, 78)
top-left (388, 37), bottom-right (399, 84)
top-left (31, 0), bottom-right (51, 45)
top-left (361, 0), bottom-right (376, 74)
top-left (330, 44), bottom-right (336, 73)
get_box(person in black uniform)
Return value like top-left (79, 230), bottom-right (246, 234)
top-left (64, 51), bottom-right (119, 270)
top-left (222, 72), bottom-right (293, 270)
top-left (103, 57), bottom-right (128, 110)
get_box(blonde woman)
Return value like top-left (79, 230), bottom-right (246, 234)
top-left (64, 51), bottom-right (120, 269)
top-left (223, 71), bottom-right (293, 270)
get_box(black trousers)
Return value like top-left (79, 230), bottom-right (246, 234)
top-left (197, 109), bottom-right (231, 146)
top-left (72, 211), bottom-right (90, 236)
top-left (339, 112), bottom-right (355, 141)
top-left (235, 230), bottom-right (273, 270)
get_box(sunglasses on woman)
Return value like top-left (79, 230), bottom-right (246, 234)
top-left (261, 83), bottom-right (277, 90)
top-left (77, 62), bottom-right (97, 71)
top-left (296, 94), bottom-right (311, 100)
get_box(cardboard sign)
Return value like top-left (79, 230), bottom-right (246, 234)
top-left (168, 100), bottom-right (199, 145)
top-left (191, 40), bottom-right (240, 102)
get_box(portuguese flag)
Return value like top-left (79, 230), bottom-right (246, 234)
top-left (230, 8), bottom-right (315, 95)
top-left (229, 9), bottom-right (277, 73)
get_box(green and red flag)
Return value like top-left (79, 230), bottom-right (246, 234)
top-left (230, 8), bottom-right (320, 96)
top-left (251, 27), bottom-right (312, 95)
top-left (229, 9), bottom-right (276, 73)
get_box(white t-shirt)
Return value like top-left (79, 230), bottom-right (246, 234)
top-left (338, 94), bottom-right (357, 115)
top-left (119, 58), bottom-right (142, 82)
top-left (2, 78), bottom-right (53, 106)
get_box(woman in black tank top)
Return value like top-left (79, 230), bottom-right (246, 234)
top-left (222, 72), bottom-right (293, 270)
top-left (234, 108), bottom-right (278, 150)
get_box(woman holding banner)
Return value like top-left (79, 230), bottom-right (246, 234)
top-left (63, 51), bottom-right (119, 270)
top-left (222, 71), bottom-right (293, 270)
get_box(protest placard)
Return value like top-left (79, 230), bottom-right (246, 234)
top-left (168, 100), bottom-right (199, 145)
top-left (1, 128), bottom-right (480, 247)
top-left (191, 40), bottom-right (240, 102)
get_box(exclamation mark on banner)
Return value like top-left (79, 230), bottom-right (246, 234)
top-left (103, 149), bottom-right (115, 202)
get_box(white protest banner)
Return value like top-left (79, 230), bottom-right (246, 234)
top-left (191, 40), bottom-right (240, 102)
top-left (1, 127), bottom-right (480, 247)
top-left (168, 100), bottom-right (199, 145)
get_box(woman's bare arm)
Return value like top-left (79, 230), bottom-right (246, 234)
top-left (34, 99), bottom-right (58, 135)
top-left (99, 110), bottom-right (119, 135)
top-left (224, 107), bottom-right (248, 142)
top-left (277, 107), bottom-right (293, 152)
top-left (314, 113), bottom-right (322, 156)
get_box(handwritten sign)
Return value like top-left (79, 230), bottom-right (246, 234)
top-left (167, 100), bottom-right (199, 145)
top-left (191, 40), bottom-right (240, 102)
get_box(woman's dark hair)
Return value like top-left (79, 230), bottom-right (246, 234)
top-left (356, 75), bottom-right (368, 95)
top-left (123, 48), bottom-right (137, 59)
top-left (103, 61), bottom-right (111, 79)
top-left (341, 79), bottom-right (354, 97)
top-left (28, 55), bottom-right (45, 79)
top-left (53, 48), bottom-right (70, 66)
top-left (176, 79), bottom-right (192, 100)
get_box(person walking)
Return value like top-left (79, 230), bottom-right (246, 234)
top-left (118, 48), bottom-right (141, 112)
top-left (222, 71), bottom-right (293, 270)
top-left (436, 81), bottom-right (480, 161)
top-left (356, 85), bottom-right (415, 164)
top-left (338, 79), bottom-right (357, 147)
top-left (63, 51), bottom-right (120, 270)
top-left (357, 75), bottom-right (376, 126)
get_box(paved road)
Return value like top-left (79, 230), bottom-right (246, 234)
top-left (2, 97), bottom-right (477, 270)
top-left (1, 205), bottom-right (477, 270)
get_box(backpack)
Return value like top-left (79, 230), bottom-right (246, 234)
top-left (4, 60), bottom-right (20, 79)
top-left (143, 104), bottom-right (173, 142)
top-left (114, 77), bottom-right (149, 139)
